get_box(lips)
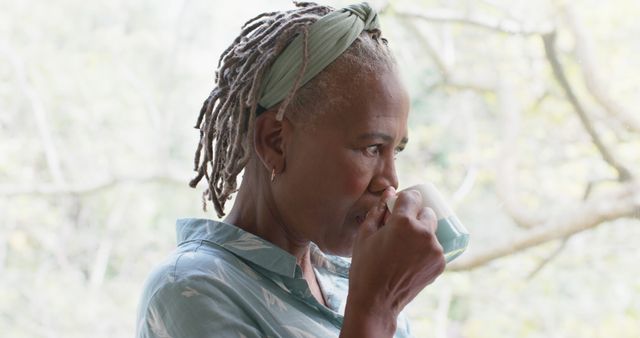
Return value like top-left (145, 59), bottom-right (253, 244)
top-left (354, 203), bottom-right (393, 227)
top-left (353, 198), bottom-right (387, 225)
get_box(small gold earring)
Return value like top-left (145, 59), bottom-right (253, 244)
top-left (271, 168), bottom-right (276, 182)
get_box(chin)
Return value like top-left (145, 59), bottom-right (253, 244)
top-left (314, 216), bottom-right (359, 256)
top-left (318, 232), bottom-right (356, 257)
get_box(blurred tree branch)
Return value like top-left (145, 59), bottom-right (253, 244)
top-left (397, 16), bottom-right (497, 93)
top-left (392, 8), bottom-right (553, 36)
top-left (0, 41), bottom-right (66, 186)
top-left (562, 4), bottom-right (640, 133)
top-left (0, 174), bottom-right (187, 197)
top-left (542, 31), bottom-right (634, 182)
top-left (526, 235), bottom-right (570, 280)
top-left (89, 186), bottom-right (133, 291)
top-left (496, 77), bottom-right (547, 229)
top-left (390, 6), bottom-right (640, 271)
top-left (449, 180), bottom-right (640, 271)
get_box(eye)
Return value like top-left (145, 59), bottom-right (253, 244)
top-left (393, 146), bottom-right (405, 160)
top-left (364, 144), bottom-right (382, 157)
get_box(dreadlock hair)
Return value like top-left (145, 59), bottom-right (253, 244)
top-left (190, 2), bottom-right (396, 217)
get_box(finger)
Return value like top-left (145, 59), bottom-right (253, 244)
top-left (388, 189), bottom-right (423, 222)
top-left (358, 201), bottom-right (387, 239)
top-left (383, 209), bottom-right (391, 226)
top-left (381, 186), bottom-right (396, 225)
top-left (381, 186), bottom-right (397, 204)
top-left (417, 207), bottom-right (438, 233)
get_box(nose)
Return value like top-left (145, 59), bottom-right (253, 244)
top-left (368, 154), bottom-right (399, 194)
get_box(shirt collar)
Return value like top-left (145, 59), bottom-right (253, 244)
top-left (176, 218), bottom-right (300, 278)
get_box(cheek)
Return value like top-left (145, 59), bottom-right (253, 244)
top-left (334, 154), bottom-right (373, 197)
top-left (287, 142), bottom-right (373, 221)
top-left (343, 168), bottom-right (370, 195)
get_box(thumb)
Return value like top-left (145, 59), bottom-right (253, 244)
top-left (357, 201), bottom-right (387, 239)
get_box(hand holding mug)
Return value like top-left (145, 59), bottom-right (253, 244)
top-left (386, 183), bottom-right (470, 263)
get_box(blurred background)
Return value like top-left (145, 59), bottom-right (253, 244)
top-left (1, 0), bottom-right (639, 337)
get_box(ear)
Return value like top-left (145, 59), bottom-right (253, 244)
top-left (253, 110), bottom-right (291, 175)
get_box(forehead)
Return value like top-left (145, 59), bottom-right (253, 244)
top-left (318, 67), bottom-right (410, 136)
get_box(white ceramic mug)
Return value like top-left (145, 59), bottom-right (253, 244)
top-left (386, 183), bottom-right (470, 263)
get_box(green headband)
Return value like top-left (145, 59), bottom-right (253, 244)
top-left (257, 2), bottom-right (380, 113)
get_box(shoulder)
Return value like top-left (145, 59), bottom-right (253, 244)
top-left (139, 242), bottom-right (262, 304)
top-left (136, 245), bottom-right (264, 337)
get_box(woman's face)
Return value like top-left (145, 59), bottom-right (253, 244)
top-left (274, 66), bottom-right (410, 256)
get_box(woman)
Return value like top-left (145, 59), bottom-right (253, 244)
top-left (136, 2), bottom-right (445, 337)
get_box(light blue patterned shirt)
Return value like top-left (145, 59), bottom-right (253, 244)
top-left (136, 218), bottom-right (412, 338)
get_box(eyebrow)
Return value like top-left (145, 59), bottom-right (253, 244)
top-left (358, 132), bottom-right (409, 147)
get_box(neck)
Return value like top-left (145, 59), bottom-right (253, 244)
top-left (223, 158), bottom-right (311, 266)
top-left (223, 158), bottom-right (327, 307)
